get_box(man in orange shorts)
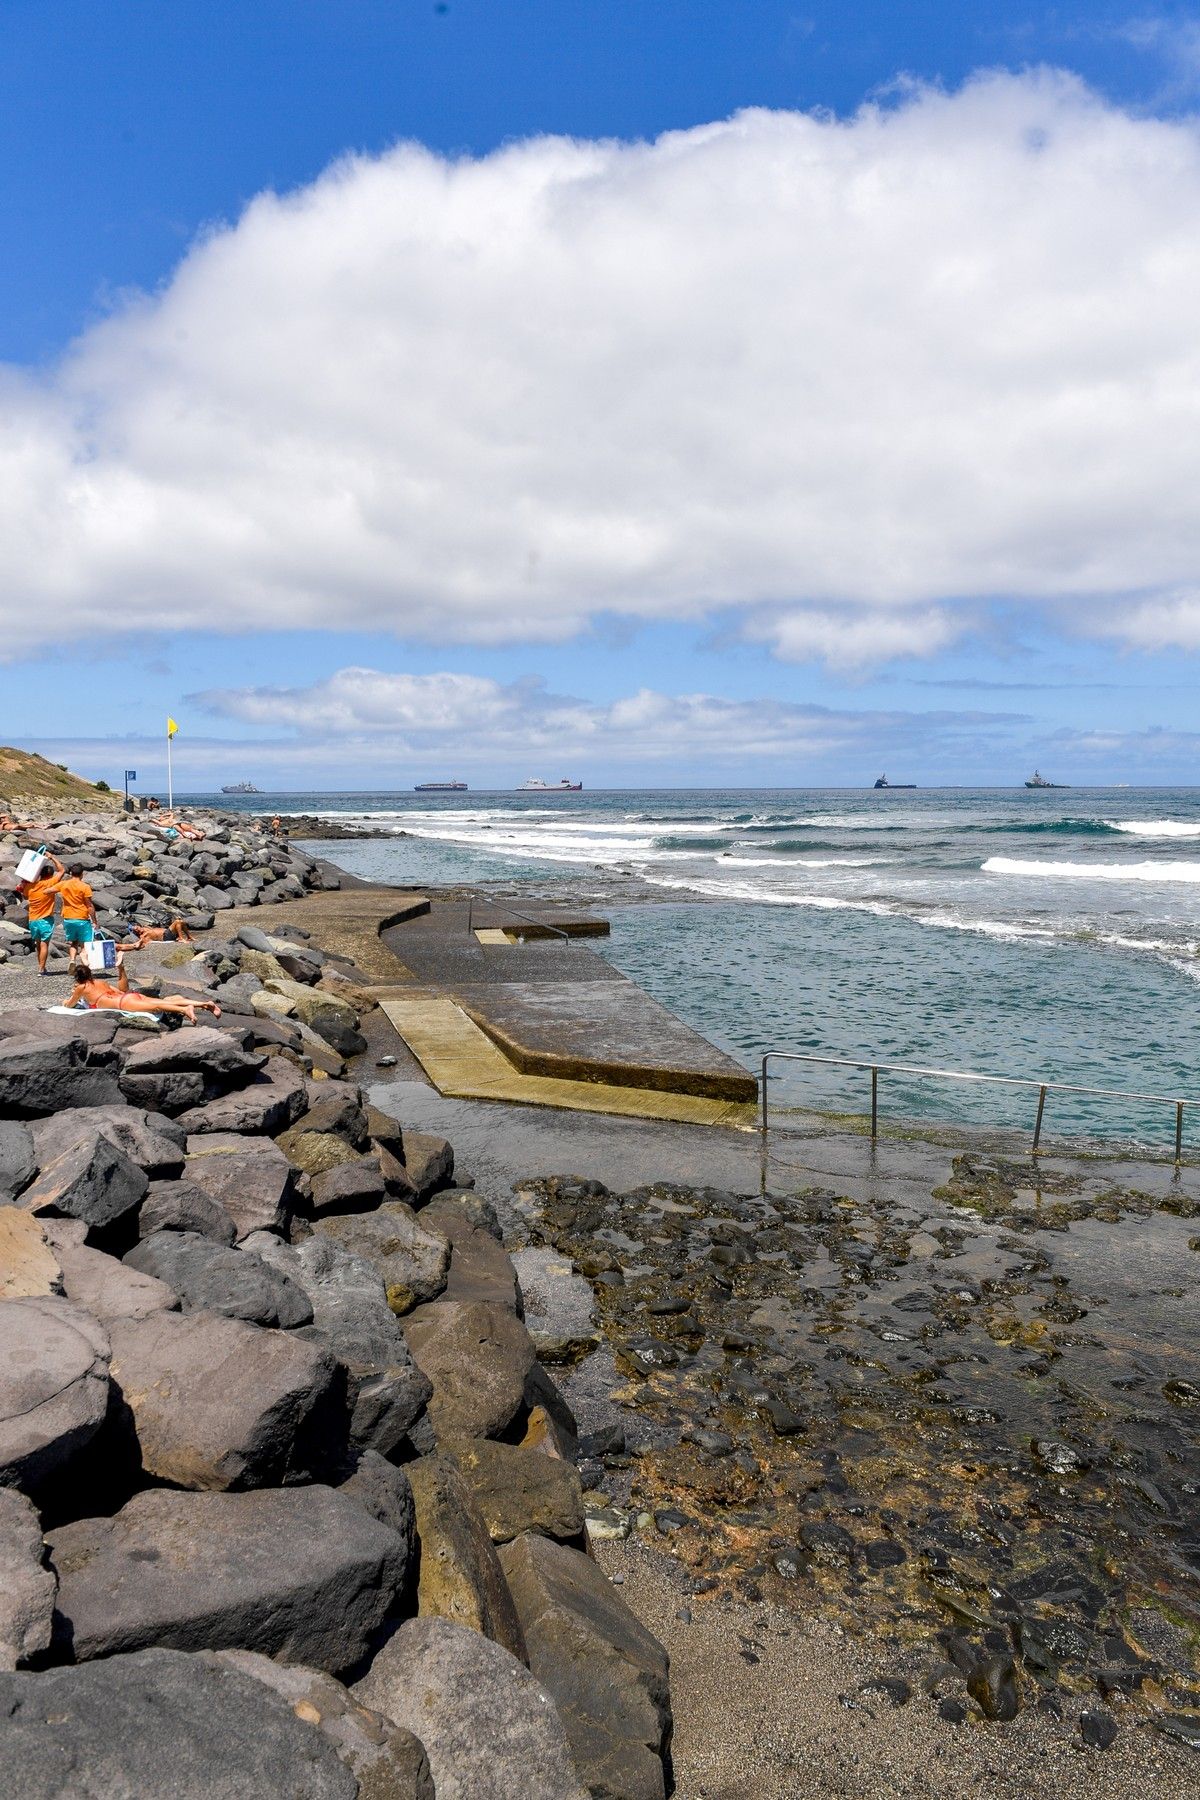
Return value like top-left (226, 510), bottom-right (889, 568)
top-left (19, 851), bottom-right (66, 974)
top-left (57, 862), bottom-right (99, 974)
top-left (63, 950), bottom-right (222, 1025)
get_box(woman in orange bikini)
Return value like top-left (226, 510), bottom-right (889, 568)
top-left (63, 950), bottom-right (221, 1026)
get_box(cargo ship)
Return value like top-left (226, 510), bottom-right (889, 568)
top-left (873, 774), bottom-right (916, 789)
top-left (518, 777), bottom-right (583, 792)
top-left (414, 780), bottom-right (468, 792)
top-left (1025, 770), bottom-right (1067, 788)
top-left (221, 782), bottom-right (260, 794)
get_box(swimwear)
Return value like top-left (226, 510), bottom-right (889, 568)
top-left (63, 919), bottom-right (94, 945)
top-left (28, 918), bottom-right (54, 944)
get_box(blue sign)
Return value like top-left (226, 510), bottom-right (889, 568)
top-left (125, 770), bottom-right (137, 780)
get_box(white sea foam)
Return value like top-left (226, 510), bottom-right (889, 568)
top-left (983, 856), bottom-right (1200, 884)
top-left (719, 854), bottom-right (894, 869)
top-left (1108, 819), bottom-right (1200, 838)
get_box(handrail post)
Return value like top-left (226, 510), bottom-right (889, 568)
top-left (1032, 1084), bottom-right (1047, 1156)
top-left (1176, 1100), bottom-right (1185, 1166)
top-left (870, 1066), bottom-right (878, 1141)
top-left (760, 1055), bottom-right (769, 1139)
top-left (467, 896), bottom-right (473, 936)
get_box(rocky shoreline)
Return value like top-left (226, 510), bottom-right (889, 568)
top-left (0, 811), bottom-right (673, 1800)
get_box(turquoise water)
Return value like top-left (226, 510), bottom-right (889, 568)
top-left (197, 787), bottom-right (1200, 1146)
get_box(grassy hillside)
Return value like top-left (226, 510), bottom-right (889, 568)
top-left (0, 746), bottom-right (117, 809)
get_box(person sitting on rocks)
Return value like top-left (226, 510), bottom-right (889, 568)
top-left (63, 949), bottom-right (222, 1025)
top-left (18, 851), bottom-right (66, 975)
top-left (0, 813), bottom-right (18, 832)
top-left (120, 918), bottom-right (195, 947)
top-left (58, 862), bottom-right (98, 974)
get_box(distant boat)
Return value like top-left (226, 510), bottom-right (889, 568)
top-left (1025, 770), bottom-right (1067, 789)
top-left (221, 782), bottom-right (260, 794)
top-left (873, 774), bottom-right (916, 789)
top-left (518, 778), bottom-right (583, 792)
top-left (414, 780), bottom-right (468, 792)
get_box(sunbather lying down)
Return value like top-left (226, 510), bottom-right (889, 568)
top-left (120, 919), bottom-right (194, 946)
top-left (64, 951), bottom-right (221, 1026)
top-left (157, 813), bottom-right (206, 841)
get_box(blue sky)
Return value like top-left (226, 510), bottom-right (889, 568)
top-left (3, 1), bottom-right (1200, 790)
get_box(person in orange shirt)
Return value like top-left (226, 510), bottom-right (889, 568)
top-left (57, 861), bottom-right (99, 973)
top-left (19, 852), bottom-right (66, 975)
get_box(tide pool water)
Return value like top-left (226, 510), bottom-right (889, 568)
top-left (199, 787), bottom-right (1200, 1145)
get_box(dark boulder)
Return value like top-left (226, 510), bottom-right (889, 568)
top-left (138, 1179), bottom-right (237, 1245)
top-left (219, 1650), bottom-right (434, 1798)
top-left (354, 1618), bottom-right (585, 1800)
top-left (107, 1309), bottom-right (341, 1490)
top-left (125, 1233), bottom-right (314, 1329)
top-left (184, 1133), bottom-right (295, 1240)
top-left (403, 1300), bottom-right (535, 1441)
top-left (0, 1035), bottom-right (122, 1117)
top-left (0, 1649), bottom-right (357, 1799)
top-left (20, 1131), bottom-right (149, 1233)
top-left (406, 1456), bottom-right (527, 1662)
top-left (49, 1486), bottom-right (409, 1672)
top-left (0, 1118), bottom-right (36, 1202)
top-left (499, 1532), bottom-right (673, 1800)
top-left (0, 1297), bottom-right (111, 1492)
top-left (31, 1105), bottom-right (185, 1181)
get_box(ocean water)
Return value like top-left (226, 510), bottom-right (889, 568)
top-left (199, 787), bottom-right (1200, 1146)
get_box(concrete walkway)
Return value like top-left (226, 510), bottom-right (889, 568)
top-left (211, 879), bottom-right (759, 1126)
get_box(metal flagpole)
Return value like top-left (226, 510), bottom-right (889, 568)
top-left (166, 717), bottom-right (177, 810)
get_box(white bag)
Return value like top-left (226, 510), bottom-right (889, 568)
top-left (15, 846), bottom-right (47, 884)
top-left (82, 938), bottom-right (117, 972)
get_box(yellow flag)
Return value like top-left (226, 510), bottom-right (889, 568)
top-left (167, 717), bottom-right (178, 738)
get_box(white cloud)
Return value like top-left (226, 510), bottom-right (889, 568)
top-left (4, 71), bottom-right (1200, 662)
top-left (191, 665), bottom-right (1008, 770)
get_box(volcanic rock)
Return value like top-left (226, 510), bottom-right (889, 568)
top-left (0, 1034), bottom-right (121, 1116)
top-left (0, 1649), bottom-right (357, 1799)
top-left (403, 1300), bottom-right (535, 1441)
top-left (137, 1178), bottom-right (238, 1245)
top-left (354, 1618), bottom-right (585, 1800)
top-left (219, 1650), bottom-right (434, 1799)
top-left (406, 1456), bottom-right (527, 1661)
top-left (19, 1131), bottom-right (148, 1232)
top-left (0, 1297), bottom-right (111, 1491)
top-left (48, 1485), bottom-right (408, 1671)
top-left (107, 1309), bottom-right (340, 1490)
top-left (55, 1239), bottom-right (177, 1324)
top-left (248, 1234), bottom-right (432, 1456)
top-left (448, 1439), bottom-right (585, 1546)
top-left (184, 1133), bottom-right (294, 1239)
top-left (313, 1203), bottom-right (450, 1316)
top-left (125, 1233), bottom-right (313, 1329)
top-left (499, 1531), bottom-right (673, 1800)
top-left (0, 1488), bottom-right (56, 1669)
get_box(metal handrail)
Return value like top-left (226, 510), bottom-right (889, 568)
top-left (465, 894), bottom-right (571, 943)
top-left (760, 1049), bottom-right (1197, 1164)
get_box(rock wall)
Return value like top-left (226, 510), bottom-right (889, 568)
top-left (0, 810), bottom-right (672, 1799)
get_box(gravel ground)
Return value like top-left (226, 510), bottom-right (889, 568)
top-left (595, 1539), bottom-right (1200, 1800)
top-left (0, 958), bottom-right (76, 1012)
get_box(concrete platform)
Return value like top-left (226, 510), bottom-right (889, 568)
top-left (210, 878), bottom-right (758, 1124)
top-left (378, 992), bottom-right (756, 1129)
top-left (384, 900), bottom-right (757, 1103)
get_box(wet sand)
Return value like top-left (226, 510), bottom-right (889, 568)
top-left (596, 1538), bottom-right (1200, 1799)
